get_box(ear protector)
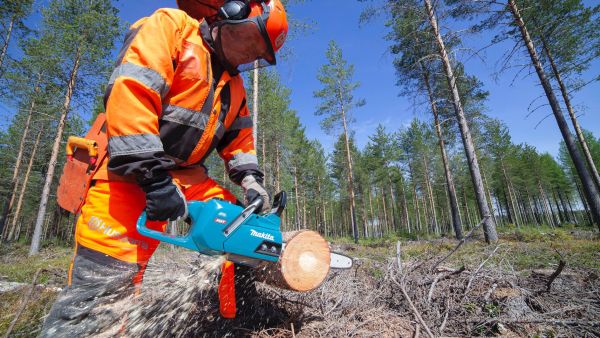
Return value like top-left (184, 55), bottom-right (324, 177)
top-left (218, 0), bottom-right (251, 20)
top-left (218, 0), bottom-right (270, 21)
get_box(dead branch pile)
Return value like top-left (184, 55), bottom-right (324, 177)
top-left (89, 235), bottom-right (599, 337)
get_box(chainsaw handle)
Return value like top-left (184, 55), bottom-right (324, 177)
top-left (66, 136), bottom-right (98, 165)
top-left (136, 204), bottom-right (200, 251)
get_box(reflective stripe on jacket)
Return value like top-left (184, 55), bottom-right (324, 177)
top-left (103, 8), bottom-right (258, 184)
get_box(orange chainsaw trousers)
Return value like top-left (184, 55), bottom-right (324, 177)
top-left (74, 177), bottom-right (236, 267)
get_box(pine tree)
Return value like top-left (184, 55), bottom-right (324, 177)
top-left (314, 40), bottom-right (365, 243)
top-left (29, 0), bottom-right (122, 255)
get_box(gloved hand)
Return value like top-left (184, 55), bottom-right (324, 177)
top-left (240, 175), bottom-right (271, 213)
top-left (139, 174), bottom-right (188, 221)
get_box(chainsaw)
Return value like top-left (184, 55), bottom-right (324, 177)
top-left (136, 191), bottom-right (353, 269)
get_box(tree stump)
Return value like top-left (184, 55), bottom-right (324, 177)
top-left (255, 230), bottom-right (330, 292)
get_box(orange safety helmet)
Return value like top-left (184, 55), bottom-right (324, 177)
top-left (248, 0), bottom-right (288, 54)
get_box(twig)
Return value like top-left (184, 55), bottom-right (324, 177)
top-left (419, 265), bottom-right (466, 286)
top-left (291, 322), bottom-right (296, 338)
top-left (439, 298), bottom-right (450, 334)
top-left (4, 268), bottom-right (43, 338)
top-left (426, 276), bottom-right (439, 304)
top-left (430, 216), bottom-right (488, 272)
top-left (391, 275), bottom-right (435, 338)
top-left (463, 245), bottom-right (500, 299)
top-left (413, 324), bottom-right (420, 338)
top-left (545, 259), bottom-right (566, 292)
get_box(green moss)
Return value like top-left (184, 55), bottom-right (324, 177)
top-left (0, 242), bottom-right (72, 284)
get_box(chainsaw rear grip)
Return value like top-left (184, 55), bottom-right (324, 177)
top-left (136, 201), bottom-right (201, 251)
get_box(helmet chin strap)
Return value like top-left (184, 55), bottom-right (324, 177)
top-left (214, 26), bottom-right (241, 76)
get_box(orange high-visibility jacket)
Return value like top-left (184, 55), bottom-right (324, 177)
top-left (102, 8), bottom-right (258, 184)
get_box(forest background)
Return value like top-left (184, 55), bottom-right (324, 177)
top-left (0, 0), bottom-right (599, 250)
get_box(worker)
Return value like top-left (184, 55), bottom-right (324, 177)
top-left (41, 0), bottom-right (288, 336)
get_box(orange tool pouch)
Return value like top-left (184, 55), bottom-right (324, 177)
top-left (57, 113), bottom-right (108, 214)
top-left (218, 260), bottom-right (237, 318)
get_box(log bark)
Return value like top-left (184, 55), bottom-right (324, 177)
top-left (255, 230), bottom-right (331, 292)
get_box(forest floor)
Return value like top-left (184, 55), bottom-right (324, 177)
top-left (0, 225), bottom-right (599, 337)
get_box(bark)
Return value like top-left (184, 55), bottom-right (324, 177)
top-left (8, 129), bottom-right (44, 241)
top-left (540, 36), bottom-right (600, 191)
top-left (424, 0), bottom-right (497, 242)
top-left (508, 0), bottom-right (600, 229)
top-left (30, 48), bottom-right (81, 255)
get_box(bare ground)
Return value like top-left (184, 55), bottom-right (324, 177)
top-left (1, 227), bottom-right (599, 337)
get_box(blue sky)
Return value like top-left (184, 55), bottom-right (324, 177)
top-left (7, 0), bottom-right (599, 158)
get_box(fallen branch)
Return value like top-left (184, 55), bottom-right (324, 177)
top-left (396, 240), bottom-right (403, 274)
top-left (545, 259), bottom-right (566, 292)
top-left (430, 216), bottom-right (488, 272)
top-left (4, 268), bottom-right (43, 338)
top-left (391, 275), bottom-right (435, 338)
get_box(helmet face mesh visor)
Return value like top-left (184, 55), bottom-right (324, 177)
top-left (210, 3), bottom-right (276, 73)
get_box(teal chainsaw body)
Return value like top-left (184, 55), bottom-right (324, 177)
top-left (136, 192), bottom-right (287, 263)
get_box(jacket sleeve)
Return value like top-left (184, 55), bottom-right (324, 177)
top-left (104, 9), bottom-right (186, 182)
top-left (216, 85), bottom-right (263, 185)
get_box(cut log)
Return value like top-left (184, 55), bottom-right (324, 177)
top-left (255, 230), bottom-right (330, 292)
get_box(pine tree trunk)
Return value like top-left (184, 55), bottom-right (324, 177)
top-left (340, 106), bottom-right (358, 243)
top-left (0, 80), bottom-right (40, 239)
top-left (507, 0), bottom-right (600, 229)
top-left (293, 167), bottom-right (300, 229)
top-left (482, 170), bottom-right (498, 227)
top-left (0, 15), bottom-right (14, 77)
top-left (380, 186), bottom-right (388, 235)
top-left (252, 66), bottom-right (259, 142)
top-left (30, 48), bottom-right (81, 256)
top-left (540, 37), bottom-right (600, 191)
top-left (397, 168), bottom-right (411, 233)
top-left (424, 0), bottom-right (497, 242)
top-left (8, 128), bottom-right (44, 241)
top-left (419, 62), bottom-right (462, 238)
top-left (422, 156), bottom-right (439, 233)
top-left (275, 145), bottom-right (281, 192)
top-left (388, 176), bottom-right (398, 232)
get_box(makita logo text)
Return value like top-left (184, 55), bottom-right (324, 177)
top-left (250, 229), bottom-right (274, 241)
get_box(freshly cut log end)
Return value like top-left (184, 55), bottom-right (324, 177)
top-left (256, 230), bottom-right (330, 292)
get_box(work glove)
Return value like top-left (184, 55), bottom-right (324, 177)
top-left (139, 174), bottom-right (188, 222)
top-left (241, 175), bottom-right (271, 213)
